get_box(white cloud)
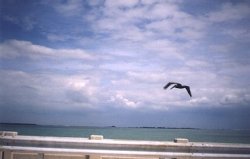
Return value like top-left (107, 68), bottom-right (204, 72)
top-left (105, 0), bottom-right (139, 8)
top-left (189, 97), bottom-right (209, 106)
top-left (219, 91), bottom-right (250, 106)
top-left (221, 94), bottom-right (239, 105)
top-left (0, 70), bottom-right (99, 109)
top-left (146, 2), bottom-right (178, 20)
top-left (2, 39), bottom-right (249, 111)
top-left (47, 34), bottom-right (69, 42)
top-left (185, 59), bottom-right (210, 68)
top-left (99, 62), bottom-right (139, 72)
top-left (145, 11), bottom-right (206, 41)
top-left (110, 93), bottom-right (138, 108)
top-left (2, 1), bottom-right (250, 114)
top-left (223, 28), bottom-right (250, 39)
top-left (142, 39), bottom-right (183, 59)
top-left (208, 3), bottom-right (250, 22)
top-left (127, 71), bottom-right (166, 83)
top-left (209, 44), bottom-right (231, 53)
top-left (0, 40), bottom-right (93, 60)
top-left (87, 0), bottom-right (103, 6)
top-left (87, 0), bottom-right (209, 60)
top-left (3, 15), bottom-right (36, 31)
top-left (53, 0), bottom-right (83, 16)
top-left (0, 40), bottom-right (52, 58)
top-left (99, 53), bottom-right (250, 109)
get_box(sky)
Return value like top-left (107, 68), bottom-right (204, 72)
top-left (1, 0), bottom-right (250, 129)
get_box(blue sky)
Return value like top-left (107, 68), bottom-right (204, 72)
top-left (1, 0), bottom-right (250, 129)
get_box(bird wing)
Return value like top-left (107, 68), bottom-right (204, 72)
top-left (163, 82), bottom-right (180, 89)
top-left (184, 86), bottom-right (192, 97)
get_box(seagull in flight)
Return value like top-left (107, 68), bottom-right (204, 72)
top-left (163, 82), bottom-right (192, 97)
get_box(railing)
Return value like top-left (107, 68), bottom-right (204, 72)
top-left (1, 131), bottom-right (250, 159)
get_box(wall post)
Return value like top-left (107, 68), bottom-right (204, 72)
top-left (3, 151), bottom-right (12, 159)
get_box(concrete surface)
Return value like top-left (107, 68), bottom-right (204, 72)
top-left (1, 131), bottom-right (250, 159)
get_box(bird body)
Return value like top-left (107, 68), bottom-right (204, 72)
top-left (164, 82), bottom-right (192, 97)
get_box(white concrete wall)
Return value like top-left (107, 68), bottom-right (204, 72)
top-left (1, 131), bottom-right (250, 159)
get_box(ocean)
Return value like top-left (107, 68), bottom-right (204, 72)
top-left (1, 123), bottom-right (250, 144)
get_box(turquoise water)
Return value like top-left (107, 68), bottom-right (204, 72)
top-left (1, 124), bottom-right (250, 144)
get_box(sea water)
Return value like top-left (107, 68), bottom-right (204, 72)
top-left (1, 124), bottom-right (250, 144)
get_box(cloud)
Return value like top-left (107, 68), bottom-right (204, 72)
top-left (109, 93), bottom-right (138, 108)
top-left (223, 28), bottom-right (250, 39)
top-left (99, 61), bottom-right (161, 72)
top-left (3, 15), bottom-right (36, 31)
top-left (208, 2), bottom-right (250, 23)
top-left (141, 39), bottom-right (184, 58)
top-left (1, 0), bottom-right (250, 128)
top-left (47, 34), bottom-right (69, 42)
top-left (52, 0), bottom-right (84, 17)
top-left (92, 0), bottom-right (207, 43)
top-left (146, 2), bottom-right (179, 20)
top-left (1, 39), bottom-right (249, 112)
top-left (220, 92), bottom-right (250, 106)
top-left (127, 71), bottom-right (166, 83)
top-left (82, 0), bottom-right (210, 66)
top-left (21, 16), bottom-right (36, 31)
top-left (3, 15), bottom-right (19, 24)
top-left (0, 40), bottom-right (94, 60)
top-left (189, 97), bottom-right (209, 106)
top-left (0, 70), bottom-right (98, 110)
top-left (105, 0), bottom-right (139, 8)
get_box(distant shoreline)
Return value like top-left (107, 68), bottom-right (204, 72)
top-left (0, 122), bottom-right (209, 130)
top-left (1, 123), bottom-right (250, 131)
top-left (0, 122), bottom-right (199, 129)
top-left (0, 123), bottom-right (38, 126)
